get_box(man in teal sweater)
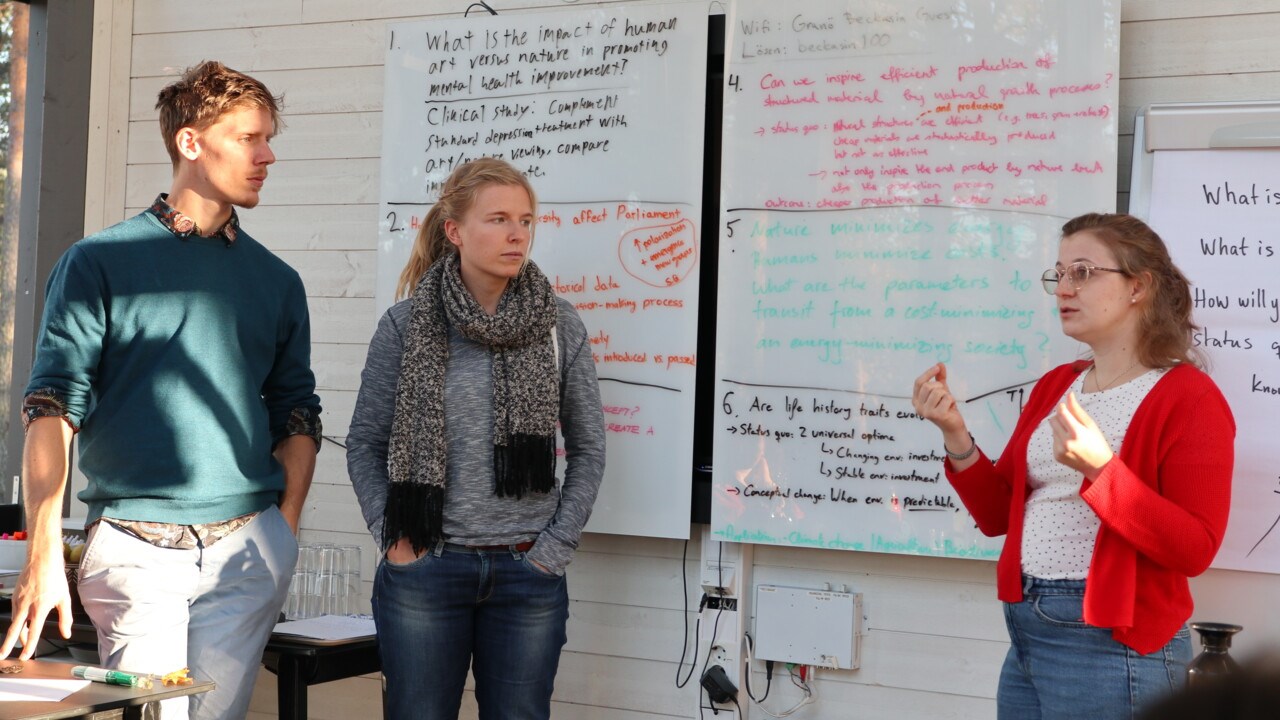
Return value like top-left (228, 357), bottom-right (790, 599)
top-left (2, 61), bottom-right (321, 720)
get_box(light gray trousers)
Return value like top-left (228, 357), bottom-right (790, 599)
top-left (78, 505), bottom-right (297, 719)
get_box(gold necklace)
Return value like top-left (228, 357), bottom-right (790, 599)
top-left (1091, 359), bottom-right (1139, 392)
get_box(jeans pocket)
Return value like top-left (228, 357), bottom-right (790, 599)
top-left (1030, 593), bottom-right (1088, 627)
top-left (260, 505), bottom-right (299, 565)
top-left (382, 548), bottom-right (432, 570)
top-left (521, 555), bottom-right (561, 580)
top-left (76, 523), bottom-right (108, 581)
top-left (1163, 626), bottom-right (1192, 688)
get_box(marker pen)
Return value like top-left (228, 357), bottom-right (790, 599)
top-left (72, 665), bottom-right (154, 689)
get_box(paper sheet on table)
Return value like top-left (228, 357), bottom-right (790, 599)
top-left (0, 678), bottom-right (90, 701)
top-left (272, 615), bottom-right (375, 641)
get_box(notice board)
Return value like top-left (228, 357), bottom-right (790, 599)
top-left (1131, 101), bottom-right (1280, 574)
top-left (711, 0), bottom-right (1120, 556)
top-left (377, 4), bottom-right (708, 539)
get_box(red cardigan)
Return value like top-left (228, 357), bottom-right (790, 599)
top-left (947, 361), bottom-right (1234, 654)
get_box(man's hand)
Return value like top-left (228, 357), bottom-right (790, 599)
top-left (3, 417), bottom-right (76, 660)
top-left (1, 551), bottom-right (72, 659)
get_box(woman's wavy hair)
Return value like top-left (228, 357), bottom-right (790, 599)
top-left (396, 157), bottom-right (537, 300)
top-left (1060, 212), bottom-right (1204, 369)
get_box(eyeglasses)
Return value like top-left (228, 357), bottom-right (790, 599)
top-left (1040, 262), bottom-right (1126, 295)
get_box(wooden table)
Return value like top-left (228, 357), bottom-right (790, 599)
top-left (1, 600), bottom-right (382, 719)
top-left (0, 658), bottom-right (213, 720)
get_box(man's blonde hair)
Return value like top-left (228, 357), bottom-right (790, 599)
top-left (155, 60), bottom-right (283, 169)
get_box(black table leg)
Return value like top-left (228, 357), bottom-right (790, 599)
top-left (261, 637), bottom-right (379, 718)
top-left (277, 655), bottom-right (309, 720)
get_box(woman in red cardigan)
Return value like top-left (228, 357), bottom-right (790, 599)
top-left (913, 213), bottom-right (1234, 720)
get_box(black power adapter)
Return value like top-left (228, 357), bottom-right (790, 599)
top-left (701, 665), bottom-right (738, 704)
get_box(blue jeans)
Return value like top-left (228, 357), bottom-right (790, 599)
top-left (998, 576), bottom-right (1191, 720)
top-left (372, 541), bottom-right (569, 720)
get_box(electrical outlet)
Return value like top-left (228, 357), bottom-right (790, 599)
top-left (710, 645), bottom-right (731, 667)
top-left (707, 642), bottom-right (741, 690)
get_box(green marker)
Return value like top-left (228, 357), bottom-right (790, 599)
top-left (72, 665), bottom-right (154, 689)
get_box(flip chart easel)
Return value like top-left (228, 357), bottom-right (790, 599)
top-left (376, 4), bottom-right (709, 539)
top-left (710, 0), bottom-right (1120, 557)
top-left (1131, 101), bottom-right (1280, 574)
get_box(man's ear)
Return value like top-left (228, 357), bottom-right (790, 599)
top-left (175, 127), bottom-right (201, 161)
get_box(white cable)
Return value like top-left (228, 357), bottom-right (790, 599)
top-left (749, 655), bottom-right (815, 717)
top-left (743, 633), bottom-right (756, 698)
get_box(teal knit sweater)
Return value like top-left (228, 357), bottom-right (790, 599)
top-left (26, 210), bottom-right (321, 525)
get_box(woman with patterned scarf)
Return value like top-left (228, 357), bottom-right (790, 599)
top-left (347, 158), bottom-right (606, 720)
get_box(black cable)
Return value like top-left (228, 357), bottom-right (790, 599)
top-left (321, 435), bottom-right (347, 449)
top-left (34, 637), bottom-right (71, 659)
top-left (718, 540), bottom-right (723, 590)
top-left (730, 695), bottom-right (743, 716)
top-left (677, 612), bottom-right (703, 688)
top-left (699, 546), bottom-right (725, 680)
top-left (790, 666), bottom-right (808, 690)
top-left (675, 539), bottom-right (701, 688)
top-left (464, 1), bottom-right (498, 16)
top-left (700, 610), bottom-right (722, 678)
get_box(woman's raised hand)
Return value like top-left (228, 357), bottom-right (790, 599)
top-left (912, 363), bottom-right (967, 435)
top-left (1048, 392), bottom-right (1115, 479)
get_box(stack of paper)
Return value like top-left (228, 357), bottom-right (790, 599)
top-left (0, 678), bottom-right (90, 702)
top-left (272, 614), bottom-right (375, 642)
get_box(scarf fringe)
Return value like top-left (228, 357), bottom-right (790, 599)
top-left (383, 482), bottom-right (445, 554)
top-left (493, 433), bottom-right (557, 498)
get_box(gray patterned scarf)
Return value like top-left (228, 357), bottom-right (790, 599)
top-left (384, 253), bottom-right (560, 552)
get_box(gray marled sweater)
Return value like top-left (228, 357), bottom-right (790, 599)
top-left (346, 297), bottom-right (605, 575)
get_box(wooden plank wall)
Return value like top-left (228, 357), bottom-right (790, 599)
top-left (71, 1), bottom-right (1280, 718)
